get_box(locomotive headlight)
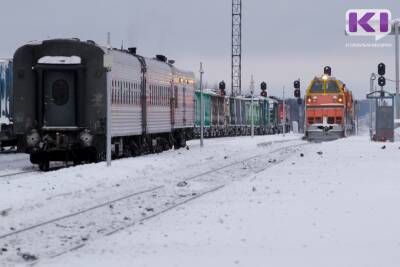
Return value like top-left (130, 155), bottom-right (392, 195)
top-left (338, 97), bottom-right (343, 103)
top-left (26, 129), bottom-right (41, 147)
top-left (307, 97), bottom-right (312, 103)
top-left (322, 75), bottom-right (328, 81)
top-left (80, 129), bottom-right (93, 147)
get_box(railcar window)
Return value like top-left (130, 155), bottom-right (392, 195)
top-left (157, 86), bottom-right (160, 106)
top-left (326, 81), bottom-right (339, 93)
top-left (164, 87), bottom-right (167, 106)
top-left (183, 87), bottom-right (186, 108)
top-left (174, 86), bottom-right (178, 108)
top-left (328, 117), bottom-right (335, 124)
top-left (165, 87), bottom-right (167, 106)
top-left (310, 80), bottom-right (323, 93)
top-left (133, 89), bottom-right (137, 104)
top-left (150, 85), bottom-right (152, 105)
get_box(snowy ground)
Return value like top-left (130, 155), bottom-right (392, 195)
top-left (1, 134), bottom-right (400, 266)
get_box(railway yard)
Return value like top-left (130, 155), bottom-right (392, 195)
top-left (1, 0), bottom-right (400, 266)
top-left (0, 134), bottom-right (398, 266)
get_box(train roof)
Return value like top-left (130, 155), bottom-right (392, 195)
top-left (19, 38), bottom-right (195, 80)
top-left (306, 75), bottom-right (350, 94)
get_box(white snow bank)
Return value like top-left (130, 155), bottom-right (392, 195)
top-left (38, 56), bottom-right (81, 64)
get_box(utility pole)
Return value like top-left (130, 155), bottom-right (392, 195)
top-left (282, 86), bottom-right (286, 137)
top-left (106, 32), bottom-right (112, 166)
top-left (199, 62), bottom-right (204, 147)
top-left (394, 20), bottom-right (400, 121)
top-left (231, 0), bottom-right (242, 96)
top-left (370, 73), bottom-right (376, 140)
top-left (250, 74), bottom-right (255, 138)
top-left (355, 101), bottom-right (359, 136)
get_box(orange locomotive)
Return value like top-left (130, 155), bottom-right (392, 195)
top-left (305, 66), bottom-right (355, 141)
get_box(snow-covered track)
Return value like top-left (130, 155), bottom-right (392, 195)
top-left (0, 170), bottom-right (38, 180)
top-left (0, 185), bottom-right (165, 241)
top-left (0, 140), bottom-right (308, 264)
top-left (51, 185), bottom-right (225, 259)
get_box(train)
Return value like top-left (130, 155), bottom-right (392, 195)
top-left (13, 39), bottom-right (195, 170)
top-left (0, 59), bottom-right (16, 150)
top-left (11, 39), bottom-right (287, 171)
top-left (304, 66), bottom-right (355, 141)
top-left (194, 89), bottom-right (282, 137)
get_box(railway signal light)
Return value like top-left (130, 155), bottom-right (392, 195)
top-left (219, 81), bottom-right (226, 90)
top-left (260, 82), bottom-right (267, 91)
top-left (219, 81), bottom-right (226, 96)
top-left (294, 80), bottom-right (300, 89)
top-left (378, 76), bottom-right (386, 87)
top-left (294, 89), bottom-right (301, 98)
top-left (378, 63), bottom-right (386, 76)
top-left (260, 81), bottom-right (267, 97)
top-left (324, 66), bottom-right (332, 76)
top-left (261, 90), bottom-right (267, 97)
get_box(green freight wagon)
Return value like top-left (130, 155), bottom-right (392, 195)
top-left (245, 100), bottom-right (260, 126)
top-left (195, 90), bottom-right (227, 137)
top-left (195, 90), bottom-right (211, 127)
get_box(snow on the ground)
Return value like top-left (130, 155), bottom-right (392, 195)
top-left (0, 134), bottom-right (304, 265)
top-left (0, 153), bottom-right (32, 174)
top-left (38, 135), bottom-right (400, 267)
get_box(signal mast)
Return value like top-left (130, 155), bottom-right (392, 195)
top-left (231, 0), bottom-right (242, 96)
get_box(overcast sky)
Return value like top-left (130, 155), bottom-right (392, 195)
top-left (1, 0), bottom-right (399, 98)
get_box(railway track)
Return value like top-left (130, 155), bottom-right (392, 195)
top-left (0, 140), bottom-right (308, 264)
top-left (0, 170), bottom-right (38, 180)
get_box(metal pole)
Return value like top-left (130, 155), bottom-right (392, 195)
top-left (369, 73), bottom-right (376, 140)
top-left (355, 101), bottom-right (359, 136)
top-left (106, 33), bottom-right (112, 166)
top-left (395, 20), bottom-right (400, 121)
top-left (200, 62), bottom-right (204, 147)
top-left (250, 75), bottom-right (254, 138)
top-left (282, 86), bottom-right (286, 137)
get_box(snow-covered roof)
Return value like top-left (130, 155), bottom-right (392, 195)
top-left (38, 56), bottom-right (81, 65)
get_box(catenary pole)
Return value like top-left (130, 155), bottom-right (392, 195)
top-left (106, 32), bottom-right (112, 166)
top-left (282, 86), bottom-right (286, 137)
top-left (199, 62), bottom-right (204, 147)
top-left (394, 20), bottom-right (400, 121)
top-left (250, 75), bottom-right (255, 138)
top-left (369, 73), bottom-right (376, 140)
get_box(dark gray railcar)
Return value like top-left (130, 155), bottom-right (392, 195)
top-left (13, 39), bottom-right (194, 170)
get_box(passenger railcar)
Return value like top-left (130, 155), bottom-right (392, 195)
top-left (13, 39), bottom-right (195, 170)
top-left (305, 67), bottom-right (355, 141)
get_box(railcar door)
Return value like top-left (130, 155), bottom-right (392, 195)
top-left (43, 71), bottom-right (76, 127)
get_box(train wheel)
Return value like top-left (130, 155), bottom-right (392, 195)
top-left (39, 160), bottom-right (50, 172)
top-left (161, 138), bottom-right (170, 151)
